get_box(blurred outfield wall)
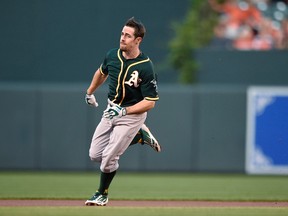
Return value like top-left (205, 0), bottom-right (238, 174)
top-left (0, 83), bottom-right (246, 172)
top-left (1, 49), bottom-right (287, 172)
top-left (1, 0), bottom-right (288, 172)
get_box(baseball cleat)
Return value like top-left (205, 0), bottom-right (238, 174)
top-left (85, 191), bottom-right (108, 206)
top-left (140, 124), bottom-right (161, 152)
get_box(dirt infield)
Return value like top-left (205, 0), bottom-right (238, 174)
top-left (1, 200), bottom-right (288, 207)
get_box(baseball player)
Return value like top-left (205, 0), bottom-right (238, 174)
top-left (84, 17), bottom-right (160, 206)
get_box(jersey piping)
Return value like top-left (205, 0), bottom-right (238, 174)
top-left (99, 65), bottom-right (106, 76)
top-left (112, 49), bottom-right (151, 106)
top-left (112, 49), bottom-right (124, 104)
top-left (145, 96), bottom-right (159, 101)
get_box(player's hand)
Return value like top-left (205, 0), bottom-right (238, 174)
top-left (103, 104), bottom-right (127, 119)
top-left (85, 94), bottom-right (98, 107)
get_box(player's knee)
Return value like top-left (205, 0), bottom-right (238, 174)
top-left (89, 153), bottom-right (101, 162)
top-left (89, 149), bottom-right (102, 162)
top-left (90, 156), bottom-right (101, 162)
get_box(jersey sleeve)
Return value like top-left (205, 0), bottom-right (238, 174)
top-left (140, 61), bottom-right (159, 101)
top-left (99, 52), bottom-right (110, 75)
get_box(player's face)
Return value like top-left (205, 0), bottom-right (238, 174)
top-left (120, 26), bottom-right (140, 52)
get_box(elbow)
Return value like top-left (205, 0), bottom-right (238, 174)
top-left (148, 101), bottom-right (156, 110)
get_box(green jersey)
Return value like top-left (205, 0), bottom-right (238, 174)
top-left (100, 48), bottom-right (159, 107)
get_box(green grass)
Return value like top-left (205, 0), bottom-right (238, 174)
top-left (0, 171), bottom-right (288, 201)
top-left (1, 207), bottom-right (288, 216)
top-left (1, 172), bottom-right (287, 216)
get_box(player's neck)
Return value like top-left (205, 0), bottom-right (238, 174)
top-left (122, 49), bottom-right (141, 60)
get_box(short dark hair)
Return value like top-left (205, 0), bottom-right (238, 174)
top-left (125, 17), bottom-right (146, 39)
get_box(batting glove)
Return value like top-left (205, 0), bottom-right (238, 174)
top-left (85, 94), bottom-right (98, 107)
top-left (103, 104), bottom-right (127, 119)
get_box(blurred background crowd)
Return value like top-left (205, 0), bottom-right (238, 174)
top-left (209, 0), bottom-right (288, 50)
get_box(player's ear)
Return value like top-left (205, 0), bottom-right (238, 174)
top-left (136, 37), bottom-right (142, 44)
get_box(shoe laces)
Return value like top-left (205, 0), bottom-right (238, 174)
top-left (90, 192), bottom-right (101, 200)
top-left (98, 195), bottom-right (107, 201)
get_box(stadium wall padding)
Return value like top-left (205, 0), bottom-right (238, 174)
top-left (0, 83), bottom-right (246, 172)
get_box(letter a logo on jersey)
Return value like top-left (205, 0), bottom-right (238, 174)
top-left (125, 71), bottom-right (141, 87)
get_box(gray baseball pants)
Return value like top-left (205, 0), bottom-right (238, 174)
top-left (89, 107), bottom-right (147, 173)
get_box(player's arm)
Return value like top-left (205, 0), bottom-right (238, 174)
top-left (126, 99), bottom-right (155, 115)
top-left (87, 69), bottom-right (108, 94)
top-left (85, 69), bottom-right (108, 107)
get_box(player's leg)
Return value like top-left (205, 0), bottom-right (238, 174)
top-left (88, 118), bottom-right (112, 162)
top-left (129, 124), bottom-right (161, 152)
top-left (85, 118), bottom-right (113, 206)
top-left (86, 114), bottom-right (146, 206)
top-left (85, 170), bottom-right (116, 206)
top-left (129, 130), bottom-right (142, 146)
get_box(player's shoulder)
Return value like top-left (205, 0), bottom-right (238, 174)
top-left (105, 48), bottom-right (119, 57)
top-left (138, 51), bottom-right (150, 61)
top-left (137, 53), bottom-right (156, 78)
top-left (137, 52), bottom-right (153, 67)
